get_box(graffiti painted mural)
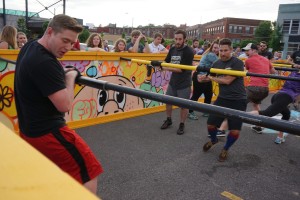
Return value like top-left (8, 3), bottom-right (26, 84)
top-left (0, 61), bottom-right (18, 131)
top-left (0, 54), bottom-right (289, 131)
top-left (0, 58), bottom-right (169, 130)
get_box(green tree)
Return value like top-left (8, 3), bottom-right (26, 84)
top-left (42, 21), bottom-right (49, 33)
top-left (186, 39), bottom-right (192, 46)
top-left (254, 21), bottom-right (273, 43)
top-left (163, 39), bottom-right (174, 47)
top-left (17, 17), bottom-right (30, 36)
top-left (240, 39), bottom-right (258, 48)
top-left (78, 28), bottom-right (90, 43)
top-left (269, 23), bottom-right (282, 52)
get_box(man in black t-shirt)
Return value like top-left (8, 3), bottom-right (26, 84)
top-left (14, 14), bottom-right (103, 194)
top-left (157, 29), bottom-right (194, 135)
top-left (258, 41), bottom-right (274, 62)
top-left (202, 38), bottom-right (247, 162)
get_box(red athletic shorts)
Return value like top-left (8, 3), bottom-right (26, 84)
top-left (20, 126), bottom-right (103, 184)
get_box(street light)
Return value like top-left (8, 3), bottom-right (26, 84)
top-left (53, 4), bottom-right (63, 15)
top-left (124, 13), bottom-right (134, 29)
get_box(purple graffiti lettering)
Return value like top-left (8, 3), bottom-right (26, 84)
top-left (60, 60), bottom-right (91, 73)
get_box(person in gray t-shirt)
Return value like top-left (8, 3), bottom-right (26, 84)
top-left (202, 38), bottom-right (247, 162)
top-left (157, 30), bottom-right (194, 135)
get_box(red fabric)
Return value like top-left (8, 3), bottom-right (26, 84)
top-left (72, 39), bottom-right (80, 50)
top-left (245, 54), bottom-right (273, 87)
top-left (20, 126), bottom-right (103, 184)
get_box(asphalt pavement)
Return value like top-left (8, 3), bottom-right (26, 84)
top-left (76, 94), bottom-right (300, 200)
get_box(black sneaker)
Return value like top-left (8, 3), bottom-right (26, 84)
top-left (177, 123), bottom-right (184, 135)
top-left (208, 130), bottom-right (226, 137)
top-left (251, 126), bottom-right (263, 134)
top-left (161, 118), bottom-right (172, 129)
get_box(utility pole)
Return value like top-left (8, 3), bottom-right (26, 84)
top-left (3, 0), bottom-right (6, 26)
top-left (25, 0), bottom-right (28, 28)
top-left (63, 0), bottom-right (65, 14)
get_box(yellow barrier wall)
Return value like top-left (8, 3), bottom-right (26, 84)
top-left (0, 122), bottom-right (101, 200)
top-left (0, 50), bottom-right (287, 132)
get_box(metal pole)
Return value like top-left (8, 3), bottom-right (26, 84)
top-left (3, 0), bottom-right (6, 26)
top-left (63, 0), bottom-right (65, 14)
top-left (77, 76), bottom-right (300, 136)
top-left (25, 0), bottom-right (28, 28)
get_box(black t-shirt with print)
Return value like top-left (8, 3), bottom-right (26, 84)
top-left (212, 57), bottom-right (246, 100)
top-left (165, 45), bottom-right (194, 89)
top-left (14, 40), bottom-right (66, 137)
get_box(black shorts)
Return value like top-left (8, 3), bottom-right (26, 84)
top-left (207, 97), bottom-right (247, 130)
top-left (246, 86), bottom-right (269, 104)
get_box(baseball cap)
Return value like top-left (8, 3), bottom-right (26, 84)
top-left (242, 43), bottom-right (258, 51)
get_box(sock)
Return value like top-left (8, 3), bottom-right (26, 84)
top-left (224, 131), bottom-right (240, 150)
top-left (208, 126), bottom-right (218, 143)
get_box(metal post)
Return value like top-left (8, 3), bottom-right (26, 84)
top-left (63, 0), bottom-right (65, 14)
top-left (2, 0), bottom-right (6, 26)
top-left (25, 0), bottom-right (28, 28)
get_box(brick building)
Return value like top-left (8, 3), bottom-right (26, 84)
top-left (186, 24), bottom-right (203, 40)
top-left (201, 17), bottom-right (265, 44)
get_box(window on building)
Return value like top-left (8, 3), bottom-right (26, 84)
top-left (291, 20), bottom-right (300, 34)
top-left (229, 25), bottom-right (233, 33)
top-left (245, 26), bottom-right (250, 34)
top-left (282, 20), bottom-right (291, 34)
top-left (287, 43), bottom-right (300, 56)
top-left (232, 38), bottom-right (241, 44)
top-left (234, 26), bottom-right (237, 33)
top-left (238, 26), bottom-right (242, 33)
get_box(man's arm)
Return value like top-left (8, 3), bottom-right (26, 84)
top-left (209, 75), bottom-right (236, 85)
top-left (48, 70), bottom-right (77, 113)
top-left (143, 41), bottom-right (151, 53)
top-left (159, 45), bottom-right (169, 53)
top-left (269, 61), bottom-right (277, 74)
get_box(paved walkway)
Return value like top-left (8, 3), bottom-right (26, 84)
top-left (76, 94), bottom-right (300, 200)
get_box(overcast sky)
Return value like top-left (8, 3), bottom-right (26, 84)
top-left (3, 0), bottom-right (300, 27)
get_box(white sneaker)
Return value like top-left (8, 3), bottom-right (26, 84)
top-left (274, 133), bottom-right (288, 144)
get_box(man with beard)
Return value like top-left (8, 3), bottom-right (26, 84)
top-left (259, 41), bottom-right (274, 62)
top-left (202, 38), bottom-right (247, 162)
top-left (158, 29), bottom-right (194, 135)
